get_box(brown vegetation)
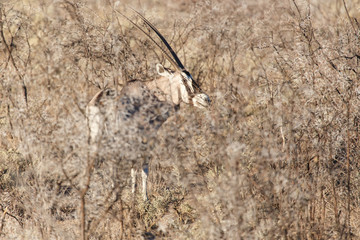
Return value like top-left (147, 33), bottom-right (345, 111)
top-left (1, 0), bottom-right (360, 239)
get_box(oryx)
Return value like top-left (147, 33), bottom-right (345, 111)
top-left (86, 10), bottom-right (210, 201)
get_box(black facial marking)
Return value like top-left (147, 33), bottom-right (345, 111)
top-left (182, 70), bottom-right (201, 91)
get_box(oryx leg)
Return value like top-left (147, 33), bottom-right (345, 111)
top-left (141, 163), bottom-right (149, 201)
top-left (131, 168), bottom-right (137, 195)
top-left (130, 165), bottom-right (149, 201)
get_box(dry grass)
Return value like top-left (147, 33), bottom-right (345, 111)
top-left (1, 0), bottom-right (360, 239)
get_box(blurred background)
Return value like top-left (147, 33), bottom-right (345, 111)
top-left (1, 0), bottom-right (360, 239)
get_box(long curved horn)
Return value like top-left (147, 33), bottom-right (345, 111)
top-left (115, 9), bottom-right (181, 71)
top-left (130, 8), bottom-right (186, 71)
top-left (116, 8), bottom-right (202, 90)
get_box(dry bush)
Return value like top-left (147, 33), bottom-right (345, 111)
top-left (1, 0), bottom-right (360, 239)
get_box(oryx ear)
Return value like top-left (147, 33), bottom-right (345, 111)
top-left (156, 63), bottom-right (171, 77)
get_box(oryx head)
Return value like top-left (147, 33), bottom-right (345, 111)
top-left (121, 9), bottom-right (211, 109)
top-left (155, 63), bottom-right (210, 109)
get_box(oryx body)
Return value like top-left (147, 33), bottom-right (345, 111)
top-left (87, 11), bottom-right (210, 201)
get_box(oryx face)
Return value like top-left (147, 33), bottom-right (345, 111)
top-left (180, 71), bottom-right (211, 109)
top-left (156, 63), bottom-right (211, 109)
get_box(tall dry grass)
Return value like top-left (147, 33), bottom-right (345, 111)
top-left (1, 0), bottom-right (360, 239)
